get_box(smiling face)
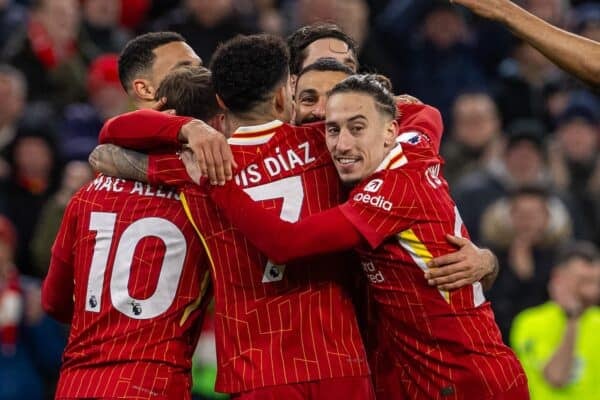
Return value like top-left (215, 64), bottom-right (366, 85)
top-left (325, 92), bottom-right (397, 185)
top-left (294, 69), bottom-right (350, 125)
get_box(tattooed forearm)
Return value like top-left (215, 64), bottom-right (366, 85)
top-left (89, 144), bottom-right (149, 183)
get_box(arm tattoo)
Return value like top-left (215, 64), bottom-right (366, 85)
top-left (89, 144), bottom-right (149, 183)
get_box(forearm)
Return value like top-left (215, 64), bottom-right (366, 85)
top-left (89, 144), bottom-right (149, 183)
top-left (543, 318), bottom-right (578, 387)
top-left (499, 0), bottom-right (600, 87)
top-left (99, 110), bottom-right (192, 150)
top-left (210, 183), bottom-right (362, 264)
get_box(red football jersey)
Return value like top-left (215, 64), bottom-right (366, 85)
top-left (339, 132), bottom-right (528, 399)
top-left (49, 176), bottom-right (211, 399)
top-left (175, 121), bottom-right (370, 393)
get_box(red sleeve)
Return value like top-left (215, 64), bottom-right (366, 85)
top-left (339, 169), bottom-right (417, 249)
top-left (99, 109), bottom-right (192, 151)
top-left (42, 198), bottom-right (78, 323)
top-left (396, 103), bottom-right (444, 153)
top-left (209, 182), bottom-right (363, 265)
top-left (147, 153), bottom-right (193, 187)
top-left (42, 256), bottom-right (74, 323)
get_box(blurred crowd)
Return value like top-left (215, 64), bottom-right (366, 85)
top-left (0, 0), bottom-right (598, 398)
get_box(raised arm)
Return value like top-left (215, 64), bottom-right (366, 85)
top-left (451, 0), bottom-right (600, 87)
top-left (209, 181), bottom-right (363, 265)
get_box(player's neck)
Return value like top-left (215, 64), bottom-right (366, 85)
top-left (227, 107), bottom-right (281, 133)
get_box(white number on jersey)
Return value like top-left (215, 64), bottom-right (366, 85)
top-left (86, 212), bottom-right (187, 319)
top-left (243, 176), bottom-right (305, 283)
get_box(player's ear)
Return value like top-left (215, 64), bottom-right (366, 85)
top-left (274, 85), bottom-right (286, 114)
top-left (132, 78), bottom-right (156, 102)
top-left (384, 119), bottom-right (399, 148)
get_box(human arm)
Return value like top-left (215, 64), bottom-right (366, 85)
top-left (425, 235), bottom-right (500, 291)
top-left (41, 256), bottom-right (74, 324)
top-left (396, 102), bottom-right (444, 152)
top-left (41, 199), bottom-right (77, 324)
top-left (451, 0), bottom-right (600, 87)
top-left (541, 273), bottom-right (584, 387)
top-left (89, 144), bottom-right (194, 187)
top-left (209, 182), bottom-right (363, 265)
top-left (99, 110), bottom-right (236, 184)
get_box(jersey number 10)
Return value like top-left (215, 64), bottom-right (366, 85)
top-left (85, 212), bottom-right (187, 320)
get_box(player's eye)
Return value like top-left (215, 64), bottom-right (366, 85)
top-left (300, 96), bottom-right (316, 105)
top-left (326, 126), bottom-right (340, 136)
top-left (351, 125), bottom-right (364, 134)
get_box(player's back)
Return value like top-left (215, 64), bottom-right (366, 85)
top-left (181, 121), bottom-right (369, 393)
top-left (53, 175), bottom-right (211, 399)
top-left (342, 133), bottom-right (527, 399)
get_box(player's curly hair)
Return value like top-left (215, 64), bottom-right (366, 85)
top-left (210, 34), bottom-right (289, 114)
top-left (328, 74), bottom-right (396, 119)
top-left (155, 65), bottom-right (219, 120)
top-left (287, 23), bottom-right (358, 75)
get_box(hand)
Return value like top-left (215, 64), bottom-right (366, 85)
top-left (180, 120), bottom-right (237, 185)
top-left (181, 149), bottom-right (202, 185)
top-left (549, 274), bottom-right (583, 319)
top-left (449, 0), bottom-right (508, 22)
top-left (394, 94), bottom-right (423, 105)
top-left (425, 235), bottom-right (494, 291)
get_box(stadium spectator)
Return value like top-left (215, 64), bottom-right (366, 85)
top-left (30, 160), bottom-right (92, 277)
top-left (150, 0), bottom-right (259, 63)
top-left (441, 91), bottom-right (504, 186)
top-left (511, 241), bottom-right (600, 399)
top-left (1, 0), bottom-right (90, 110)
top-left (548, 101), bottom-right (600, 243)
top-left (0, 65), bottom-right (27, 182)
top-left (0, 215), bottom-right (65, 400)
top-left (59, 53), bottom-right (129, 162)
top-left (453, 118), bottom-right (552, 242)
top-left (482, 186), bottom-right (572, 340)
top-left (2, 131), bottom-right (60, 276)
top-left (79, 0), bottom-right (130, 56)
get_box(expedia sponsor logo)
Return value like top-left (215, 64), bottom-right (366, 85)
top-left (364, 178), bottom-right (383, 193)
top-left (353, 192), bottom-right (393, 211)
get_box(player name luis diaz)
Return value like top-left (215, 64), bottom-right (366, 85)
top-left (234, 141), bottom-right (316, 187)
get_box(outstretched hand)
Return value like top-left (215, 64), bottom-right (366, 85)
top-left (425, 234), bottom-right (497, 291)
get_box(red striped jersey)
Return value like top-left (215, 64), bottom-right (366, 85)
top-left (176, 120), bottom-right (370, 393)
top-left (340, 132), bottom-right (528, 399)
top-left (50, 175), bottom-right (211, 399)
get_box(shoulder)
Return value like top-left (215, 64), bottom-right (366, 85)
top-left (512, 302), bottom-right (560, 335)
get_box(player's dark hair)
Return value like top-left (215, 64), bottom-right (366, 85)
top-left (328, 74), bottom-right (396, 119)
top-left (155, 66), bottom-right (219, 120)
top-left (118, 32), bottom-right (186, 92)
top-left (210, 34), bottom-right (289, 114)
top-left (287, 23), bottom-right (358, 75)
top-left (296, 57), bottom-right (354, 84)
top-left (556, 241), bottom-right (600, 267)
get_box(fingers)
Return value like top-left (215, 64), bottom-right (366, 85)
top-left (438, 279), bottom-right (473, 291)
top-left (202, 146), bottom-right (218, 185)
top-left (152, 97), bottom-right (167, 111)
top-left (427, 252), bottom-right (465, 268)
top-left (425, 264), bottom-right (467, 280)
top-left (220, 141), bottom-right (236, 181)
top-left (445, 234), bottom-right (469, 247)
